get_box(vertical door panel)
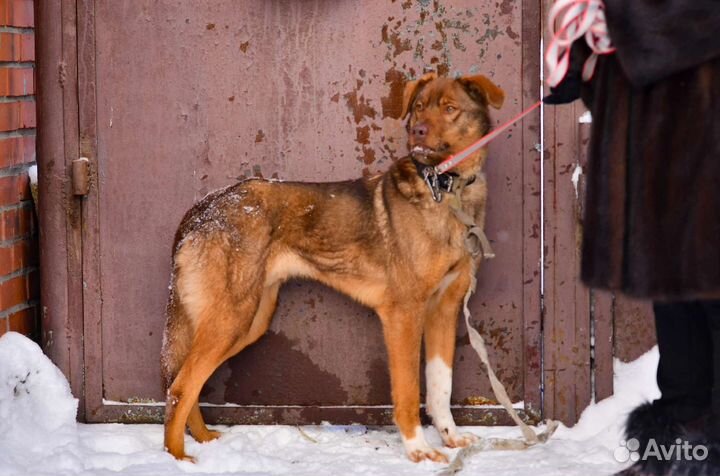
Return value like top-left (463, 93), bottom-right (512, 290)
top-left (77, 0), bottom-right (541, 423)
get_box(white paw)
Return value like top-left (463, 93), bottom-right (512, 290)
top-left (442, 431), bottom-right (478, 448)
top-left (407, 447), bottom-right (449, 463)
top-left (402, 426), bottom-right (448, 463)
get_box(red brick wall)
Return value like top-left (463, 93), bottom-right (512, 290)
top-left (0, 0), bottom-right (38, 339)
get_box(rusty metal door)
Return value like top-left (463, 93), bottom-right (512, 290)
top-left (39, 0), bottom-right (549, 425)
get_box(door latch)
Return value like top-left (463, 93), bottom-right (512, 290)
top-left (72, 157), bottom-right (90, 196)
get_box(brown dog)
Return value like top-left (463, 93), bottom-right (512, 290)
top-left (161, 72), bottom-right (505, 463)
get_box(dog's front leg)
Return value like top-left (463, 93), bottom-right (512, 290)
top-left (424, 267), bottom-right (479, 449)
top-left (378, 305), bottom-right (448, 463)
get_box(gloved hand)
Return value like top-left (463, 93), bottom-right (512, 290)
top-left (543, 41), bottom-right (590, 105)
top-left (543, 73), bottom-right (582, 104)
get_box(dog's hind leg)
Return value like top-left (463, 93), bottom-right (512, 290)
top-left (185, 282), bottom-right (280, 444)
top-left (423, 263), bottom-right (478, 449)
top-left (162, 277), bottom-right (223, 445)
top-left (164, 234), bottom-right (267, 460)
top-left (187, 402), bottom-right (221, 443)
top-left (377, 304), bottom-right (448, 464)
top-left (164, 323), bottom-right (247, 460)
top-left (162, 283), bottom-right (222, 444)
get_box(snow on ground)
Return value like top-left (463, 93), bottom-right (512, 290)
top-left (0, 332), bottom-right (660, 476)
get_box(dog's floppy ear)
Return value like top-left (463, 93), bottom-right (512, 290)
top-left (401, 72), bottom-right (437, 119)
top-left (458, 75), bottom-right (505, 110)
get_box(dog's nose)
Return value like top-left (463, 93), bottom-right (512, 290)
top-left (411, 123), bottom-right (428, 139)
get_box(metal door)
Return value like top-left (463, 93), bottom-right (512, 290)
top-left (39, 0), bottom-right (550, 425)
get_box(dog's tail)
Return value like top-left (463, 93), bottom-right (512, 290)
top-left (160, 273), bottom-right (193, 391)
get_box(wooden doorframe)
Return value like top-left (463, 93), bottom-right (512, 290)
top-left (36, 0), bottom-right (86, 420)
top-left (75, 0), bottom-right (105, 423)
top-left (542, 97), bottom-right (596, 424)
top-left (519, 0), bottom-right (543, 421)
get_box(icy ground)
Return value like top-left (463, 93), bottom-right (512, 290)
top-left (0, 331), bottom-right (660, 476)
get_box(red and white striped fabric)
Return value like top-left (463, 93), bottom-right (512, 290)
top-left (545, 0), bottom-right (615, 87)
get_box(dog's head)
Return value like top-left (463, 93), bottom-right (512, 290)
top-left (401, 73), bottom-right (504, 173)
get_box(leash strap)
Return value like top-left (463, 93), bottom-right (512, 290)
top-left (448, 205), bottom-right (495, 260)
top-left (439, 265), bottom-right (559, 476)
top-left (462, 270), bottom-right (542, 443)
top-left (443, 198), bottom-right (558, 453)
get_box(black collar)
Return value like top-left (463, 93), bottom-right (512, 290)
top-left (412, 158), bottom-right (476, 202)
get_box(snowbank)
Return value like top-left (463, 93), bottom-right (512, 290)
top-left (559, 347), bottom-right (660, 443)
top-left (0, 331), bottom-right (660, 475)
top-left (0, 332), bottom-right (79, 474)
top-left (0, 332), bottom-right (78, 438)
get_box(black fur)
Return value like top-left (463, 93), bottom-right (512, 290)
top-left (619, 402), bottom-right (682, 475)
top-left (618, 402), bottom-right (720, 476)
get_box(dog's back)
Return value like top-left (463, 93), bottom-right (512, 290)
top-left (162, 177), bottom-right (384, 388)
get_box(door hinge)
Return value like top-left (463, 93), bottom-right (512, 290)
top-left (72, 157), bottom-right (90, 196)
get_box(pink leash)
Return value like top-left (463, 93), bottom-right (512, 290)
top-left (434, 100), bottom-right (542, 175)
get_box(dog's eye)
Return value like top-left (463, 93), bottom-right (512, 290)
top-left (415, 102), bottom-right (424, 111)
top-left (445, 106), bottom-right (456, 113)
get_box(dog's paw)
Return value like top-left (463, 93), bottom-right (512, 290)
top-left (166, 445), bottom-right (196, 463)
top-left (402, 426), bottom-right (448, 463)
top-left (442, 431), bottom-right (478, 449)
top-left (171, 453), bottom-right (197, 463)
top-left (194, 429), bottom-right (222, 443)
top-left (407, 448), bottom-right (449, 463)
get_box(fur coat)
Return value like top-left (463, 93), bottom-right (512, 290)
top-left (578, 1), bottom-right (720, 300)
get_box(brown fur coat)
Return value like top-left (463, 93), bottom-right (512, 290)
top-left (580, 1), bottom-right (720, 299)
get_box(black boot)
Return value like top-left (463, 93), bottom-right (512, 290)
top-left (653, 301), bottom-right (712, 422)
